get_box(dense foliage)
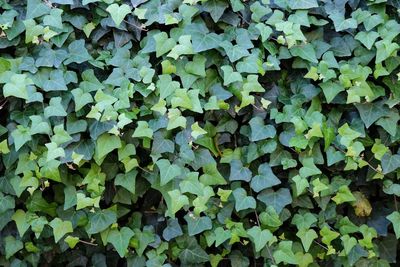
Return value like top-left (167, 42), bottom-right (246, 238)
top-left (1, 0), bottom-right (400, 265)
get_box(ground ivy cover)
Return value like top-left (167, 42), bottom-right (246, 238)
top-left (1, 0), bottom-right (400, 266)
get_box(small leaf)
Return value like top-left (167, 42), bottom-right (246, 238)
top-left (156, 159), bottom-right (182, 186)
top-left (250, 163), bottom-right (281, 192)
top-left (381, 153), bottom-right (400, 174)
top-left (106, 3), bottom-right (132, 27)
top-left (49, 218), bottom-right (73, 243)
top-left (107, 227), bottom-right (135, 257)
top-left (296, 228), bottom-right (318, 252)
top-left (247, 226), bottom-right (273, 252)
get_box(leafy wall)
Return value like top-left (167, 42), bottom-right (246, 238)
top-left (0, 0), bottom-right (400, 266)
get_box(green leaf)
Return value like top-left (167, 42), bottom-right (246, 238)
top-left (115, 170), bottom-right (137, 194)
top-left (229, 159), bottom-right (252, 182)
top-left (319, 81), bottom-right (345, 103)
top-left (154, 32), bottom-right (177, 57)
top-left (257, 188), bottom-right (292, 213)
top-left (184, 214), bottom-right (212, 236)
top-left (221, 65), bottom-right (243, 86)
top-left (338, 123), bottom-right (361, 147)
top-left (11, 126), bottom-right (32, 151)
top-left (250, 163), bottom-right (281, 192)
top-left (299, 158), bottom-right (321, 178)
top-left (26, 0), bottom-right (50, 19)
top-left (355, 102), bottom-right (389, 128)
top-left (95, 133), bottom-right (122, 159)
top-left (191, 122), bottom-right (207, 139)
top-left (381, 153), bottom-right (400, 174)
top-left (290, 44), bottom-right (318, 63)
top-left (247, 226), bottom-right (273, 252)
top-left (49, 218), bottom-right (73, 243)
top-left (156, 159), bottom-right (182, 186)
top-left (132, 121), bottom-right (153, 139)
top-left (249, 116), bottom-right (276, 142)
top-left (288, 0), bottom-right (318, 9)
top-left (232, 188), bottom-right (256, 211)
top-left (179, 237), bottom-right (209, 264)
top-left (387, 212), bottom-right (400, 239)
top-left (214, 227), bottom-right (231, 246)
top-left (297, 228), bottom-right (318, 252)
top-left (64, 40), bottom-right (92, 64)
top-left (107, 227), bottom-right (135, 257)
top-left (106, 4), bottom-right (132, 27)
top-left (273, 241), bottom-right (298, 265)
top-left (65, 236), bottom-right (80, 249)
top-left (12, 210), bottom-right (30, 237)
top-left (355, 31), bottom-right (379, 50)
top-left (166, 189), bottom-right (189, 217)
top-left (341, 235), bottom-right (357, 255)
top-left (203, 0), bottom-right (228, 22)
top-left (4, 74), bottom-right (32, 100)
top-left (5, 236), bottom-right (23, 259)
top-left (332, 185), bottom-right (356, 204)
top-left (86, 210), bottom-right (117, 235)
top-left (320, 225), bottom-right (340, 245)
top-left (44, 97), bottom-right (67, 118)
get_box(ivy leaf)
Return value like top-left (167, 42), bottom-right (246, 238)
top-left (26, 0), bottom-right (50, 19)
top-left (191, 122), bottom-right (207, 139)
top-left (154, 32), bottom-right (177, 57)
top-left (86, 210), bottom-right (117, 235)
top-left (184, 214), bottom-right (212, 236)
top-left (273, 241), bottom-right (298, 265)
top-left (3, 74), bottom-right (32, 100)
top-left (221, 65), bottom-right (242, 86)
top-left (299, 158), bottom-right (321, 178)
top-left (203, 0), bottom-right (228, 22)
top-left (214, 227), bottom-right (231, 246)
top-left (250, 163), bottom-right (281, 192)
top-left (179, 237), bottom-right (209, 264)
top-left (65, 236), bottom-right (80, 249)
top-left (297, 228), bottom-right (318, 252)
top-left (257, 188), bottom-right (292, 213)
top-left (184, 23), bottom-right (222, 52)
top-left (11, 126), bottom-right (32, 151)
top-left (115, 170), bottom-right (137, 194)
top-left (229, 160), bottom-right (252, 182)
top-left (233, 188), bottom-right (256, 211)
top-left (44, 97), bottom-right (67, 118)
top-left (95, 133), bottom-right (122, 159)
top-left (12, 210), bottom-right (30, 237)
top-left (5, 236), bottom-right (23, 259)
top-left (249, 117), bottom-right (276, 142)
top-left (64, 40), bottom-right (92, 65)
top-left (156, 159), bottom-right (182, 186)
top-left (332, 185), bottom-right (356, 204)
top-left (132, 121), bottom-right (153, 139)
top-left (355, 102), bottom-right (389, 128)
top-left (106, 4), bottom-right (132, 27)
top-left (355, 31), bottom-right (379, 50)
top-left (290, 44), bottom-right (318, 63)
top-left (49, 218), bottom-right (73, 243)
top-left (387, 212), bottom-right (400, 239)
top-left (319, 81), bottom-right (345, 103)
top-left (166, 189), bottom-right (189, 217)
top-left (247, 226), bottom-right (273, 252)
top-left (287, 0), bottom-right (318, 9)
top-left (381, 153), bottom-right (400, 174)
top-left (163, 218), bottom-right (183, 241)
top-left (341, 235), bottom-right (357, 255)
top-left (107, 227), bottom-right (135, 257)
